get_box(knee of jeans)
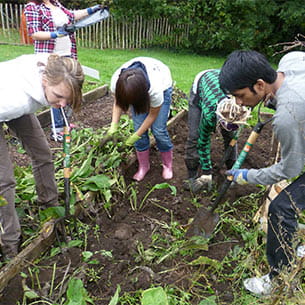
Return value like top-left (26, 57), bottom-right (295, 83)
top-left (152, 126), bottom-right (168, 138)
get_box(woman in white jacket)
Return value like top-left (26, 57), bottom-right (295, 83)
top-left (0, 53), bottom-right (83, 260)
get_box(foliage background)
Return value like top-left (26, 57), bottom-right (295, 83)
top-left (4, 0), bottom-right (305, 56)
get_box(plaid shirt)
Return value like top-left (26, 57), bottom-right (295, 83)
top-left (24, 0), bottom-right (77, 59)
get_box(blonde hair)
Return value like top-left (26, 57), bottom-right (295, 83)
top-left (42, 54), bottom-right (84, 112)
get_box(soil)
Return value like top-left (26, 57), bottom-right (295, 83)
top-left (1, 93), bottom-right (276, 305)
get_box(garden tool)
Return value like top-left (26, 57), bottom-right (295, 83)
top-left (54, 108), bottom-right (77, 244)
top-left (64, 7), bottom-right (110, 33)
top-left (186, 103), bottom-right (274, 238)
top-left (218, 125), bottom-right (244, 169)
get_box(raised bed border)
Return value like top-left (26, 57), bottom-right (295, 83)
top-left (37, 84), bottom-right (109, 128)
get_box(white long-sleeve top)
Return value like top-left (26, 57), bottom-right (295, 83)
top-left (0, 53), bottom-right (50, 122)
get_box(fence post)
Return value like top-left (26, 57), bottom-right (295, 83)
top-left (0, 4), bottom-right (189, 49)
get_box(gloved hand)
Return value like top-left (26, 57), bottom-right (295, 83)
top-left (226, 169), bottom-right (248, 185)
top-left (87, 4), bottom-right (103, 15)
top-left (51, 26), bottom-right (69, 38)
top-left (64, 23), bottom-right (76, 34)
top-left (125, 133), bottom-right (141, 146)
top-left (185, 174), bottom-right (212, 193)
top-left (50, 26), bottom-right (70, 38)
top-left (107, 122), bottom-right (119, 136)
top-left (100, 123), bottom-right (120, 147)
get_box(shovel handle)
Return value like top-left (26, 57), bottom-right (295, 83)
top-left (63, 126), bottom-right (71, 217)
top-left (219, 127), bottom-right (242, 168)
top-left (210, 120), bottom-right (268, 212)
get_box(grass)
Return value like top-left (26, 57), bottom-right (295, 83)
top-left (0, 43), bottom-right (274, 116)
top-left (0, 44), bottom-right (226, 94)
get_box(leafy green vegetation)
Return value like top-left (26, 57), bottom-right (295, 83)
top-left (1, 44), bottom-right (304, 304)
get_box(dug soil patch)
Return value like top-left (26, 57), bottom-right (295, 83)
top-left (2, 93), bottom-right (275, 304)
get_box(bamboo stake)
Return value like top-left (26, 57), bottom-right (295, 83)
top-left (122, 19), bottom-right (124, 49)
top-left (5, 4), bottom-right (10, 39)
top-left (9, 3), bottom-right (13, 28)
top-left (14, 4), bottom-right (19, 29)
top-left (0, 4), bottom-right (5, 37)
top-left (111, 16), bottom-right (114, 49)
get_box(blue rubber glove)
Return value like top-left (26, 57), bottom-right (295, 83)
top-left (226, 169), bottom-right (249, 185)
top-left (50, 26), bottom-right (69, 38)
top-left (87, 4), bottom-right (102, 15)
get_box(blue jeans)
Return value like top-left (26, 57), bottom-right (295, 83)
top-left (52, 107), bottom-right (64, 129)
top-left (131, 87), bottom-right (173, 152)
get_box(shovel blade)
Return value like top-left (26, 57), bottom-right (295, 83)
top-left (185, 208), bottom-right (220, 239)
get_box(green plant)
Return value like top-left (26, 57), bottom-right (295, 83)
top-left (139, 183), bottom-right (177, 210)
top-left (64, 278), bottom-right (94, 305)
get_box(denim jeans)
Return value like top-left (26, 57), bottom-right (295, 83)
top-left (131, 87), bottom-right (173, 152)
top-left (51, 106), bottom-right (73, 129)
top-left (267, 172), bottom-right (305, 278)
top-left (0, 114), bottom-right (58, 245)
top-left (52, 107), bottom-right (64, 129)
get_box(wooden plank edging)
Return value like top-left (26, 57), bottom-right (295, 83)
top-left (0, 204), bottom-right (84, 293)
top-left (38, 85), bottom-right (108, 128)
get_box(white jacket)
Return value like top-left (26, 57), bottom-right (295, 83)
top-left (0, 53), bottom-right (50, 122)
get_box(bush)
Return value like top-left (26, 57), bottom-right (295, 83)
top-left (6, 0), bottom-right (305, 56)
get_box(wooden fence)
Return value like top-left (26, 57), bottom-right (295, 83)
top-left (0, 3), bottom-right (189, 49)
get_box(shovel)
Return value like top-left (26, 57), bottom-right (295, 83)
top-left (186, 106), bottom-right (274, 238)
top-left (54, 110), bottom-right (77, 244)
top-left (218, 125), bottom-right (244, 169)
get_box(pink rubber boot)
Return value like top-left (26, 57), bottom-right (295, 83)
top-left (160, 150), bottom-right (173, 179)
top-left (133, 150), bottom-right (150, 181)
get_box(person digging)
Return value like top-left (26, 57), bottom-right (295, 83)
top-left (106, 57), bottom-right (174, 181)
top-left (184, 69), bottom-right (250, 193)
top-left (219, 50), bottom-right (305, 296)
top-left (0, 53), bottom-right (84, 261)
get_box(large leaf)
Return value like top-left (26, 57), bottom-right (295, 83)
top-left (64, 278), bottom-right (94, 305)
top-left (81, 175), bottom-right (112, 191)
top-left (152, 183), bottom-right (177, 196)
top-left (141, 287), bottom-right (168, 305)
top-left (71, 151), bottom-right (94, 179)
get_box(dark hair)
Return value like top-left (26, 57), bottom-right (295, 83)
top-left (115, 68), bottom-right (150, 114)
top-left (219, 50), bottom-right (277, 94)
